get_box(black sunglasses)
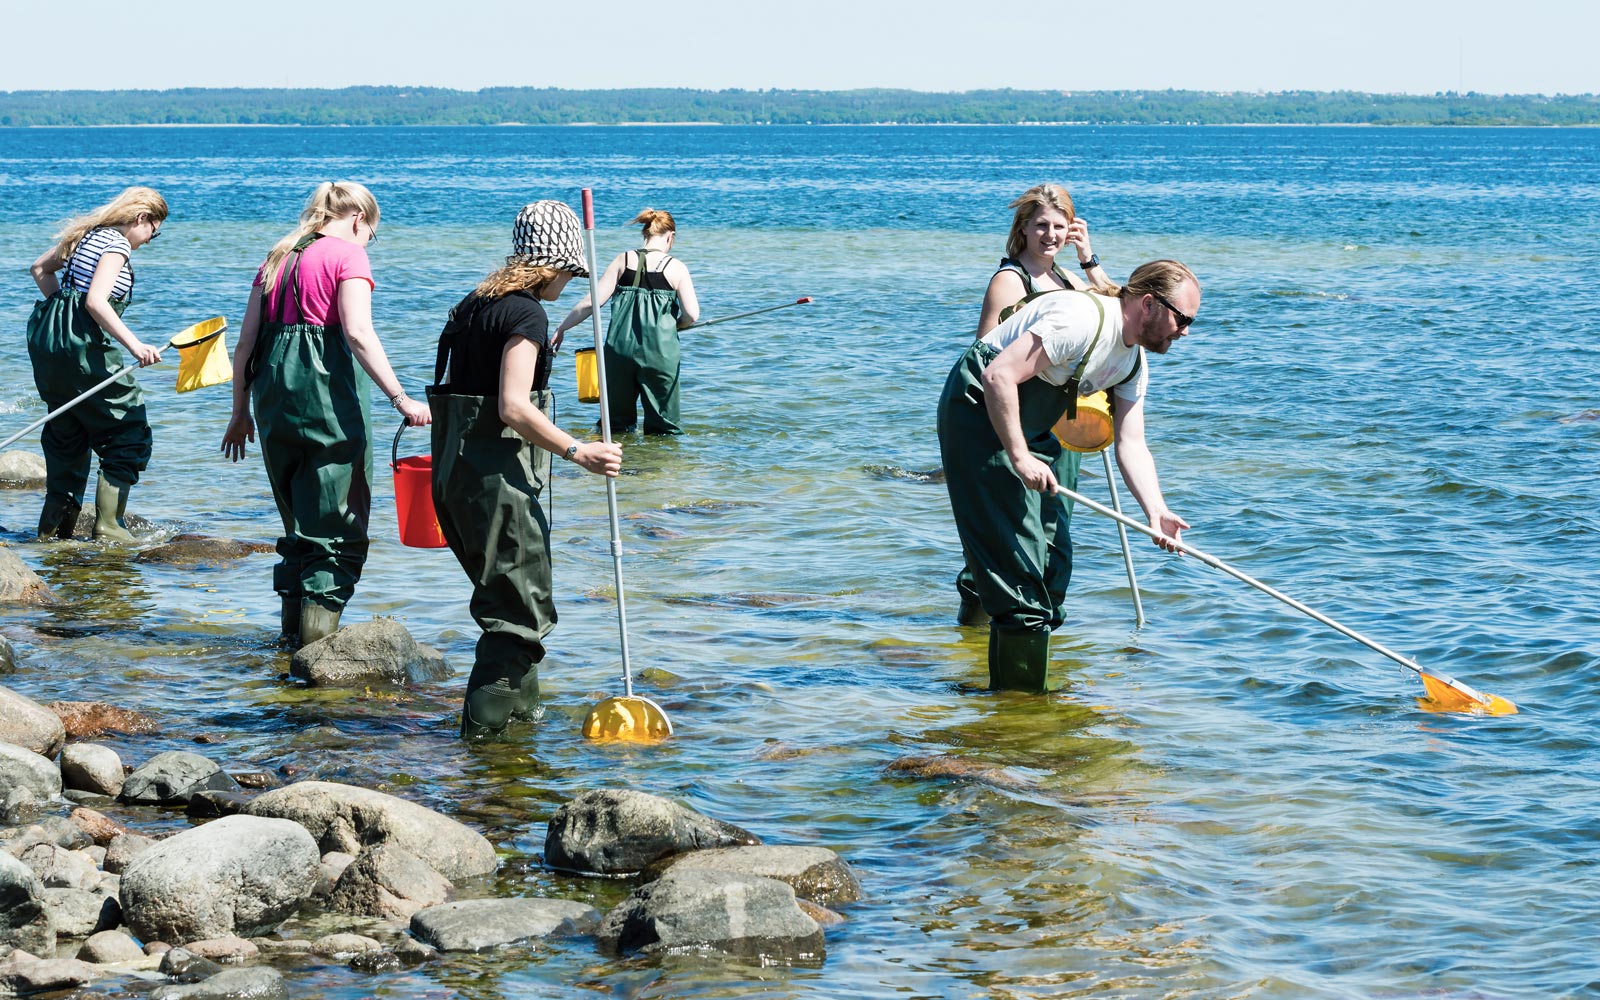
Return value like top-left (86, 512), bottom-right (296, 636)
top-left (1150, 290), bottom-right (1194, 329)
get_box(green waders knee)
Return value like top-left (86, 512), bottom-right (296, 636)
top-left (92, 471), bottom-right (136, 543)
top-left (988, 627), bottom-right (1051, 694)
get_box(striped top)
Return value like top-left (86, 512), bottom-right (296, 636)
top-left (62, 227), bottom-right (134, 299)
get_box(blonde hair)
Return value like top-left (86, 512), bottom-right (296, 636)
top-left (261, 181), bottom-right (380, 290)
top-left (1101, 260), bottom-right (1200, 302)
top-left (50, 186), bottom-right (168, 262)
top-left (474, 260), bottom-right (563, 299)
top-left (1005, 184), bottom-right (1075, 262)
top-left (633, 208), bottom-right (675, 240)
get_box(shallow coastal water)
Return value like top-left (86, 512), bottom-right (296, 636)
top-left (0, 125), bottom-right (1597, 998)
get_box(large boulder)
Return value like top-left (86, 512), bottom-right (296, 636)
top-left (544, 789), bottom-right (760, 875)
top-left (408, 898), bottom-right (599, 952)
top-left (0, 741), bottom-right (61, 820)
top-left (0, 451), bottom-right (47, 488)
top-left (0, 548), bottom-right (55, 605)
top-left (596, 870), bottom-right (824, 962)
top-left (289, 619), bottom-right (450, 687)
top-left (61, 744), bottom-right (125, 798)
top-left (326, 843), bottom-right (452, 923)
top-left (120, 751), bottom-right (240, 806)
top-left (0, 850), bottom-right (53, 954)
top-left (119, 814), bottom-right (319, 943)
top-left (0, 688), bottom-right (66, 759)
top-left (644, 845), bottom-right (863, 905)
top-left (246, 781), bottom-right (495, 880)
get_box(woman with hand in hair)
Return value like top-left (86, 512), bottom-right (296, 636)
top-left (555, 208), bottom-right (700, 435)
top-left (221, 181), bottom-right (431, 647)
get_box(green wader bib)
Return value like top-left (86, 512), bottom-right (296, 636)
top-left (954, 265), bottom-right (1082, 614)
top-left (603, 248), bottom-right (682, 435)
top-left (26, 288), bottom-right (152, 511)
top-left (428, 304), bottom-right (555, 734)
top-left (249, 237), bottom-right (373, 611)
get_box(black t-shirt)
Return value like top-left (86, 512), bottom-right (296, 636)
top-left (438, 290), bottom-right (550, 395)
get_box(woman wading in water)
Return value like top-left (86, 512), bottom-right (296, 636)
top-left (222, 181), bottom-right (431, 646)
top-left (430, 200), bottom-right (622, 738)
top-left (27, 186), bottom-right (169, 542)
top-left (555, 208), bottom-right (700, 435)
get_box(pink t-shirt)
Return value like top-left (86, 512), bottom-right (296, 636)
top-left (254, 236), bottom-right (375, 327)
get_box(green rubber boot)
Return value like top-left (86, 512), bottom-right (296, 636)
top-left (91, 472), bottom-right (135, 543)
top-left (511, 669), bottom-right (541, 721)
top-left (957, 595), bottom-right (991, 627)
top-left (36, 495), bottom-right (81, 540)
top-left (988, 627), bottom-right (1051, 694)
top-left (298, 600), bottom-right (342, 647)
top-left (461, 678), bottom-right (519, 739)
top-left (279, 597), bottom-right (302, 647)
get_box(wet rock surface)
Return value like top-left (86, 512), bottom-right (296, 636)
top-left (409, 898), bottom-right (600, 952)
top-left (135, 535), bottom-right (275, 567)
top-left (544, 788), bottom-right (761, 875)
top-left (148, 965), bottom-right (287, 999)
top-left (596, 870), bottom-right (824, 962)
top-left (0, 548), bottom-right (54, 606)
top-left (643, 845), bottom-right (863, 904)
top-left (49, 701), bottom-right (160, 739)
top-left (288, 619), bottom-right (451, 687)
top-left (245, 780), bottom-right (495, 880)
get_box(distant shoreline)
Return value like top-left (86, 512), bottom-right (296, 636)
top-left (3, 87), bottom-right (1596, 127)
top-left (10, 120), bottom-right (1597, 130)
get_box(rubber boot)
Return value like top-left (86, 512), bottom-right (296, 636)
top-left (299, 600), bottom-right (342, 647)
top-left (36, 496), bottom-right (81, 540)
top-left (279, 597), bottom-right (302, 647)
top-left (957, 595), bottom-right (991, 627)
top-left (91, 472), bottom-right (135, 543)
top-left (510, 668), bottom-right (541, 721)
top-left (461, 678), bottom-right (519, 739)
top-left (987, 627), bottom-right (1051, 694)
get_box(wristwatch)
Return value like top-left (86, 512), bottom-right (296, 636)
top-left (563, 443), bottom-right (579, 462)
top-left (1078, 254), bottom-right (1100, 271)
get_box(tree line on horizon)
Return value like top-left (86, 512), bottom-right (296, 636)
top-left (1, 87), bottom-right (1597, 127)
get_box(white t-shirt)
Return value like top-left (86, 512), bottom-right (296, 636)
top-left (980, 290), bottom-right (1146, 405)
top-left (63, 227), bottom-right (135, 299)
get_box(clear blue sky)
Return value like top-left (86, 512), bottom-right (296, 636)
top-left (5, 0), bottom-right (1594, 95)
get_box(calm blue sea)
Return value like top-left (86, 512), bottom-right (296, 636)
top-left (0, 125), bottom-right (1597, 999)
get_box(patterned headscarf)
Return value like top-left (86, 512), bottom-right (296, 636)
top-left (507, 200), bottom-right (588, 276)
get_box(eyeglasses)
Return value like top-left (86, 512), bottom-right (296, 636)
top-left (1150, 290), bottom-right (1194, 329)
top-left (366, 227), bottom-right (378, 243)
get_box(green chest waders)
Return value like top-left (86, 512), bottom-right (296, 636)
top-left (937, 292), bottom-right (1107, 693)
top-left (954, 267), bottom-right (1085, 624)
top-left (428, 309), bottom-right (555, 737)
top-left (26, 285), bottom-right (153, 536)
top-left (248, 236), bottom-right (373, 613)
top-left (603, 248), bottom-right (683, 435)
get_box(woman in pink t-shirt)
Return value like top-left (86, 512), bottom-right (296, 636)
top-left (221, 181), bottom-right (430, 646)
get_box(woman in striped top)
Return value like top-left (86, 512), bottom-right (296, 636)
top-left (27, 186), bottom-right (168, 542)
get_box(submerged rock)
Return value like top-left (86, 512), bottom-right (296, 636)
top-left (0, 688), bottom-right (66, 758)
top-left (120, 751), bottom-right (239, 806)
top-left (245, 781), bottom-right (496, 880)
top-left (596, 870), bottom-right (823, 962)
top-left (884, 753), bottom-right (1038, 792)
top-left (71, 506), bottom-right (158, 539)
top-left (409, 898), bottom-right (599, 952)
top-left (119, 814), bottom-right (320, 943)
top-left (643, 845), bottom-right (863, 905)
top-left (544, 788), bottom-right (761, 875)
top-left (49, 701), bottom-right (160, 739)
top-left (289, 619), bottom-right (451, 687)
top-left (135, 535), bottom-right (274, 567)
top-left (0, 549), bottom-right (54, 606)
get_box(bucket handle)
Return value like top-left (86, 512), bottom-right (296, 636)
top-left (391, 417), bottom-right (421, 469)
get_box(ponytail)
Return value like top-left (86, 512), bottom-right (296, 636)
top-left (632, 208), bottom-right (676, 240)
top-left (49, 186), bottom-right (168, 262)
top-left (1102, 259), bottom-right (1198, 302)
top-left (261, 181), bottom-right (380, 290)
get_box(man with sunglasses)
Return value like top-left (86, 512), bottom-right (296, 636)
top-left (937, 259), bottom-right (1200, 694)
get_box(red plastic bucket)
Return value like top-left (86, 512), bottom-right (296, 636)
top-left (391, 421), bottom-right (447, 549)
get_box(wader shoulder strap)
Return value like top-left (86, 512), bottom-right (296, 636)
top-left (1062, 291), bottom-right (1107, 420)
top-left (630, 249), bottom-right (650, 287)
top-left (268, 233), bottom-right (323, 325)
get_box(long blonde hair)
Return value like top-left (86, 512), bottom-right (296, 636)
top-left (1102, 260), bottom-right (1200, 301)
top-left (633, 208), bottom-right (675, 240)
top-left (1005, 184), bottom-right (1075, 262)
top-left (474, 260), bottom-right (563, 299)
top-left (49, 186), bottom-right (168, 262)
top-left (261, 181), bottom-right (380, 290)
